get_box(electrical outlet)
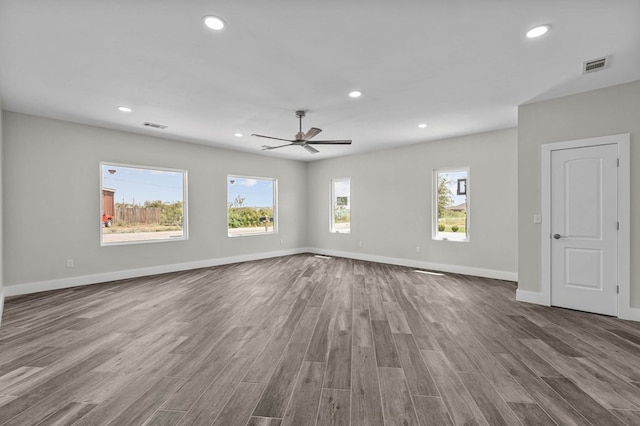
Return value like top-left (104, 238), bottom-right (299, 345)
top-left (358, 241), bottom-right (363, 248)
top-left (415, 246), bottom-right (421, 253)
top-left (66, 259), bottom-right (74, 268)
top-left (280, 238), bottom-right (284, 245)
top-left (533, 214), bottom-right (542, 224)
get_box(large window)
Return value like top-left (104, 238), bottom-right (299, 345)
top-left (331, 178), bottom-right (350, 233)
top-left (433, 168), bottom-right (468, 241)
top-left (100, 163), bottom-right (187, 245)
top-left (228, 175), bottom-right (277, 237)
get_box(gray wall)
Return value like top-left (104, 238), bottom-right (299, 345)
top-left (307, 128), bottom-right (518, 278)
top-left (518, 80), bottom-right (640, 308)
top-left (2, 112), bottom-right (307, 290)
top-left (0, 105), bottom-right (4, 324)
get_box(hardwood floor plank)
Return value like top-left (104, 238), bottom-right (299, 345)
top-left (142, 410), bottom-right (186, 426)
top-left (383, 302), bottom-right (412, 334)
top-left (458, 372), bottom-right (521, 426)
top-left (324, 308), bottom-right (352, 390)
top-left (290, 306), bottom-right (321, 344)
top-left (524, 339), bottom-right (638, 410)
top-left (378, 367), bottom-right (419, 426)
top-left (496, 352), bottom-right (590, 426)
top-left (412, 395), bottom-right (453, 426)
top-left (463, 338), bottom-right (535, 404)
top-left (247, 417), bottom-right (283, 426)
top-left (252, 342), bottom-right (308, 418)
top-left (171, 356), bottom-right (254, 424)
top-left (352, 309), bottom-right (373, 348)
top-left (103, 376), bottom-right (185, 426)
top-left (34, 401), bottom-right (96, 426)
top-left (421, 350), bottom-right (488, 426)
top-left (542, 377), bottom-right (626, 426)
top-left (509, 315), bottom-right (583, 357)
top-left (243, 327), bottom-right (295, 383)
top-left (305, 302), bottom-right (337, 363)
top-left (0, 349), bottom-right (117, 424)
top-left (0, 346), bottom-right (60, 377)
top-left (353, 275), bottom-right (368, 310)
top-left (611, 409), bottom-right (640, 425)
top-left (507, 402), bottom-right (557, 426)
top-left (316, 388), bottom-right (350, 426)
top-left (371, 320), bottom-right (401, 367)
top-left (2, 254), bottom-right (639, 426)
top-left (281, 361), bottom-right (324, 426)
top-left (393, 333), bottom-right (438, 396)
top-left (351, 346), bottom-right (384, 426)
top-left (211, 382), bottom-right (265, 426)
top-left (163, 351), bottom-right (249, 411)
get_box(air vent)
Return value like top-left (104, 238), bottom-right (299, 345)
top-left (143, 122), bottom-right (168, 130)
top-left (582, 56), bottom-right (609, 74)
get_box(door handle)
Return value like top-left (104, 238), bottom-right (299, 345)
top-left (553, 234), bottom-right (566, 239)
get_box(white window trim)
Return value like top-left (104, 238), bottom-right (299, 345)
top-left (227, 174), bottom-right (278, 237)
top-left (432, 167), bottom-right (470, 242)
top-left (330, 178), bottom-right (351, 234)
top-left (99, 162), bottom-right (189, 246)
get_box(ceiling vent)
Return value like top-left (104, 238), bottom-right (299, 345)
top-left (143, 122), bottom-right (168, 130)
top-left (582, 56), bottom-right (610, 75)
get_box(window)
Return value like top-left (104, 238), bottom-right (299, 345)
top-left (100, 163), bottom-right (187, 245)
top-left (331, 178), bottom-right (350, 233)
top-left (228, 175), bottom-right (277, 236)
top-left (433, 168), bottom-right (468, 241)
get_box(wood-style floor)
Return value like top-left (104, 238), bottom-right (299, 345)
top-left (1, 254), bottom-right (640, 425)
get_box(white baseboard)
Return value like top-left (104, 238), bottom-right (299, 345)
top-left (619, 306), bottom-right (640, 322)
top-left (515, 289), bottom-right (550, 306)
top-left (307, 248), bottom-right (518, 282)
top-left (3, 248), bottom-right (307, 297)
top-left (516, 288), bottom-right (640, 323)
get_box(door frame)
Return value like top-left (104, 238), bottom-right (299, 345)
top-left (541, 133), bottom-right (630, 318)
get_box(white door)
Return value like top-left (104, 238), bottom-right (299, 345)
top-left (550, 144), bottom-right (618, 316)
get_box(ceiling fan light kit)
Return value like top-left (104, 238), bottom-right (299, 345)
top-left (251, 110), bottom-right (352, 154)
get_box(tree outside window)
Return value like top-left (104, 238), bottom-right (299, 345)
top-left (434, 169), bottom-right (468, 241)
top-left (331, 179), bottom-right (350, 233)
top-left (228, 175), bottom-right (277, 236)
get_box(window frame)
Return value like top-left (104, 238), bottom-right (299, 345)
top-left (99, 161), bottom-right (188, 246)
top-left (432, 167), bottom-right (470, 242)
top-left (330, 178), bottom-right (351, 234)
top-left (227, 174), bottom-right (278, 238)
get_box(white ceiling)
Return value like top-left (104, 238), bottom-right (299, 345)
top-left (1, 0), bottom-right (639, 161)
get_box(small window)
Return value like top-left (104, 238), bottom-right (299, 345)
top-left (100, 163), bottom-right (187, 245)
top-left (433, 168), bottom-right (468, 241)
top-left (331, 178), bottom-right (350, 233)
top-left (228, 175), bottom-right (277, 237)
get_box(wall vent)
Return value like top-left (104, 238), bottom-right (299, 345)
top-left (143, 122), bottom-right (168, 130)
top-left (582, 56), bottom-right (610, 74)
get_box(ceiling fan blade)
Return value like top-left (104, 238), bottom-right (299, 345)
top-left (304, 127), bottom-right (322, 140)
top-left (261, 143), bottom-right (293, 150)
top-left (252, 134), bottom-right (294, 143)
top-left (302, 144), bottom-right (320, 154)
top-left (306, 140), bottom-right (352, 145)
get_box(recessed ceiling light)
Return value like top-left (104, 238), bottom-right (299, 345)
top-left (234, 133), bottom-right (243, 137)
top-left (526, 25), bottom-right (550, 38)
top-left (117, 106), bottom-right (132, 113)
top-left (348, 90), bottom-right (362, 98)
top-left (204, 15), bottom-right (225, 31)
top-left (418, 123), bottom-right (428, 128)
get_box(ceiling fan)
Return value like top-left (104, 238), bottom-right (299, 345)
top-left (252, 110), bottom-right (352, 154)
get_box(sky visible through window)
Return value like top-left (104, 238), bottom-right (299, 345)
top-left (102, 165), bottom-right (183, 204)
top-left (444, 170), bottom-right (467, 206)
top-left (228, 177), bottom-right (273, 207)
